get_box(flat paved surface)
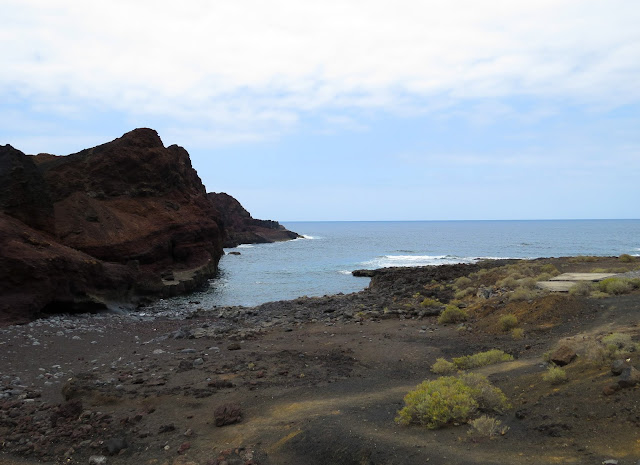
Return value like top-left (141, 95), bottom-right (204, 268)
top-left (549, 273), bottom-right (618, 281)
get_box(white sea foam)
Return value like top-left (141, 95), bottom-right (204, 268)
top-left (359, 254), bottom-right (518, 269)
top-left (237, 244), bottom-right (254, 249)
top-left (338, 270), bottom-right (353, 275)
top-left (299, 235), bottom-right (320, 240)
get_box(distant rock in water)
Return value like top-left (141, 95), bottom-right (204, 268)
top-left (0, 128), bottom-right (224, 324)
top-left (208, 192), bottom-right (300, 248)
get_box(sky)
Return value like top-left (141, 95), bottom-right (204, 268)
top-left (1, 0), bottom-right (639, 221)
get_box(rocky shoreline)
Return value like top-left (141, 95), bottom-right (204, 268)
top-left (1, 256), bottom-right (639, 465)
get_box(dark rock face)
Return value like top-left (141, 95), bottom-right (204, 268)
top-left (0, 144), bottom-right (54, 232)
top-left (0, 128), bottom-right (224, 325)
top-left (35, 128), bottom-right (223, 271)
top-left (208, 192), bottom-right (300, 248)
top-left (550, 345), bottom-right (577, 367)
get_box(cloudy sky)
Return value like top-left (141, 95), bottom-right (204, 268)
top-left (2, 0), bottom-right (639, 220)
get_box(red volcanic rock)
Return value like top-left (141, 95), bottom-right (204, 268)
top-left (0, 128), bottom-right (224, 324)
top-left (208, 192), bottom-right (299, 248)
top-left (0, 212), bottom-right (135, 325)
top-left (35, 128), bottom-right (223, 271)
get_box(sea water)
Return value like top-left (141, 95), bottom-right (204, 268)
top-left (163, 220), bottom-right (640, 309)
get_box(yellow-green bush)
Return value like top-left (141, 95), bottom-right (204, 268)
top-left (437, 305), bottom-right (469, 324)
top-left (431, 358), bottom-right (457, 374)
top-left (498, 314), bottom-right (518, 332)
top-left (602, 332), bottom-right (639, 358)
top-left (543, 366), bottom-right (567, 384)
top-left (453, 276), bottom-right (472, 290)
top-left (508, 287), bottom-right (539, 301)
top-left (468, 415), bottom-right (509, 438)
top-left (569, 281), bottom-right (593, 296)
top-left (454, 287), bottom-right (475, 299)
top-left (420, 297), bottom-right (441, 308)
top-left (452, 349), bottom-right (513, 370)
top-left (539, 264), bottom-right (560, 275)
top-left (597, 277), bottom-right (633, 295)
top-left (619, 253), bottom-right (636, 263)
top-left (511, 328), bottom-right (524, 340)
top-left (395, 374), bottom-right (509, 429)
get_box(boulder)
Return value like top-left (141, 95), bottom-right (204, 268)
top-left (618, 366), bottom-right (640, 388)
top-left (550, 346), bottom-right (577, 366)
top-left (214, 403), bottom-right (243, 427)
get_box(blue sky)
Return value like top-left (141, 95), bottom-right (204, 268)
top-left (1, 0), bottom-right (639, 220)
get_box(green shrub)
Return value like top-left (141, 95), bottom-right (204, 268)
top-left (496, 276), bottom-right (518, 290)
top-left (543, 366), bottom-right (567, 384)
top-left (454, 287), bottom-right (475, 299)
top-left (539, 264), bottom-right (560, 275)
top-left (535, 272), bottom-right (553, 282)
top-left (598, 277), bottom-right (633, 295)
top-left (458, 373), bottom-right (511, 413)
top-left (453, 276), bottom-right (472, 290)
top-left (437, 305), bottom-right (468, 324)
top-left (601, 332), bottom-right (639, 357)
top-left (467, 415), bottom-right (509, 438)
top-left (420, 297), bottom-right (441, 308)
top-left (569, 281), bottom-right (593, 296)
top-left (395, 374), bottom-right (509, 429)
top-left (570, 256), bottom-right (598, 263)
top-left (498, 314), bottom-right (518, 332)
top-left (619, 254), bottom-right (635, 263)
top-left (452, 349), bottom-right (513, 370)
top-left (516, 277), bottom-right (537, 289)
top-left (511, 328), bottom-right (524, 340)
top-left (431, 358), bottom-right (457, 374)
top-left (508, 287), bottom-right (539, 301)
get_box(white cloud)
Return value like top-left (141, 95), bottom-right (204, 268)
top-left (2, 0), bottom-right (640, 135)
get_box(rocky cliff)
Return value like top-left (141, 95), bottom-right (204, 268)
top-left (208, 192), bottom-right (300, 248)
top-left (0, 129), bottom-right (224, 324)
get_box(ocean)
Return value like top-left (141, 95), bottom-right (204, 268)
top-left (159, 219), bottom-right (640, 309)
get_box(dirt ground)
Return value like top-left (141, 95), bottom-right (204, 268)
top-left (1, 257), bottom-right (639, 465)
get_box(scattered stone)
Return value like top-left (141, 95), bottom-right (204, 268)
top-left (178, 442), bottom-right (191, 454)
top-left (88, 456), bottom-right (108, 465)
top-left (550, 346), bottom-right (577, 366)
top-left (602, 384), bottom-right (620, 396)
top-left (617, 366), bottom-right (640, 388)
top-left (152, 349), bottom-right (165, 355)
top-left (193, 358), bottom-right (204, 366)
top-left (228, 251), bottom-right (241, 255)
top-left (104, 437), bottom-right (127, 456)
top-left (602, 460), bottom-right (619, 465)
top-left (227, 343), bottom-right (241, 351)
top-left (214, 403), bottom-right (242, 427)
top-left (159, 423), bottom-right (176, 434)
top-left (610, 359), bottom-right (629, 376)
top-left (208, 379), bottom-right (234, 389)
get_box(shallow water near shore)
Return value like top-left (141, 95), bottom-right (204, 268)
top-left (158, 219), bottom-right (640, 309)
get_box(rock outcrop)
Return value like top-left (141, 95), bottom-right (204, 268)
top-left (0, 129), bottom-right (224, 324)
top-left (208, 192), bottom-right (300, 248)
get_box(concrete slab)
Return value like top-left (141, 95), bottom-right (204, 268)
top-left (550, 273), bottom-right (618, 282)
top-left (537, 281), bottom-right (577, 292)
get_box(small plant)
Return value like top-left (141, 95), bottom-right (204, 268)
top-left (452, 349), bottom-right (513, 370)
top-left (511, 328), bottom-right (524, 340)
top-left (569, 256), bottom-right (598, 263)
top-left (437, 305), bottom-right (468, 324)
top-left (395, 374), bottom-right (509, 429)
top-left (601, 332), bottom-right (639, 358)
top-left (535, 272), bottom-right (553, 282)
top-left (454, 287), bottom-right (475, 299)
top-left (619, 253), bottom-right (636, 263)
top-left (543, 366), bottom-right (567, 385)
top-left (468, 415), bottom-right (509, 438)
top-left (420, 297), bottom-right (441, 308)
top-left (496, 276), bottom-right (518, 290)
top-left (597, 277), bottom-right (633, 295)
top-left (539, 264), bottom-right (560, 276)
top-left (508, 287), bottom-right (539, 302)
top-left (569, 281), bottom-right (593, 296)
top-left (498, 314), bottom-right (518, 332)
top-left (453, 276), bottom-right (472, 290)
top-left (431, 358), bottom-right (457, 374)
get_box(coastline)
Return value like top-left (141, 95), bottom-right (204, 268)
top-left (1, 255), bottom-right (639, 464)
